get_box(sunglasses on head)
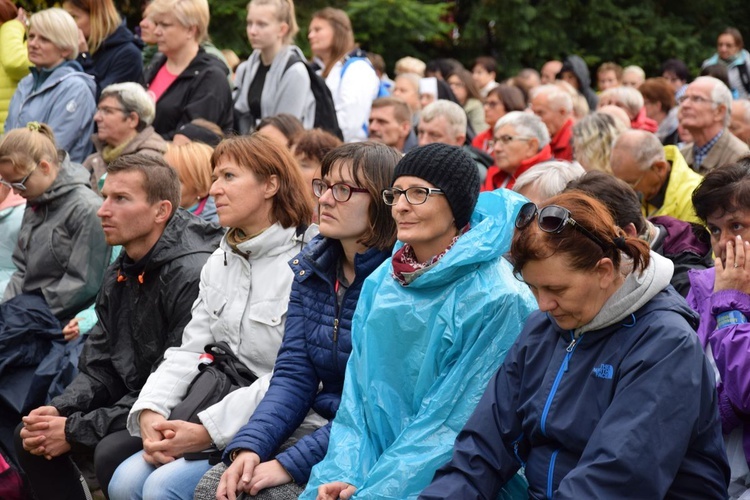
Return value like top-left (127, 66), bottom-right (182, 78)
top-left (515, 202), bottom-right (608, 251)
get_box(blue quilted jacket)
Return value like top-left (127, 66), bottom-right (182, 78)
top-left (222, 235), bottom-right (391, 483)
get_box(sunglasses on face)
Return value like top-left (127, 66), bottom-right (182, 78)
top-left (515, 202), bottom-right (608, 251)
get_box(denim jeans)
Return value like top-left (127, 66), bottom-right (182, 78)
top-left (108, 451), bottom-right (212, 500)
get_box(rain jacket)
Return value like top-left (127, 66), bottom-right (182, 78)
top-left (422, 253), bottom-right (729, 499)
top-left (2, 157), bottom-right (109, 323)
top-left (643, 146), bottom-right (702, 224)
top-left (558, 55), bottom-right (598, 112)
top-left (302, 190), bottom-right (538, 499)
top-left (224, 236), bottom-right (392, 484)
top-left (688, 266), bottom-right (750, 495)
top-left (145, 49), bottom-right (233, 140)
top-left (0, 19), bottom-right (30, 134)
top-left (77, 22), bottom-right (143, 100)
top-left (49, 211), bottom-right (222, 449)
top-left (5, 61), bottom-right (96, 163)
top-left (127, 223), bottom-right (308, 449)
top-left (0, 194), bottom-right (24, 296)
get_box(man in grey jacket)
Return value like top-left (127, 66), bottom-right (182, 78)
top-left (15, 154), bottom-right (223, 499)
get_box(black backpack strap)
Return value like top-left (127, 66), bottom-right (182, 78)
top-left (284, 52), bottom-right (304, 74)
top-left (738, 62), bottom-right (750, 95)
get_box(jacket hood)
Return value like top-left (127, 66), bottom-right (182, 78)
top-left (397, 188), bottom-right (528, 289)
top-left (219, 221), bottom-right (303, 260)
top-left (576, 251), bottom-right (677, 336)
top-left (99, 22), bottom-right (142, 52)
top-left (561, 55), bottom-right (591, 89)
top-left (36, 61), bottom-right (96, 95)
top-left (138, 209), bottom-right (223, 271)
top-left (30, 155), bottom-right (91, 205)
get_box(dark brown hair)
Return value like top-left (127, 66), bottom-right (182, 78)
top-left (212, 134), bottom-right (312, 228)
top-left (0, 0), bottom-right (16, 23)
top-left (292, 129), bottom-right (342, 163)
top-left (511, 191), bottom-right (650, 276)
top-left (638, 77), bottom-right (676, 113)
top-left (257, 113), bottom-right (304, 147)
top-left (693, 157), bottom-right (750, 222)
top-left (487, 84), bottom-right (527, 112)
top-left (320, 142), bottom-right (399, 251)
top-left (107, 153), bottom-right (181, 218)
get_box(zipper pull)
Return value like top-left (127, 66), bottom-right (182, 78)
top-left (333, 318), bottom-right (339, 342)
top-left (566, 336), bottom-right (578, 353)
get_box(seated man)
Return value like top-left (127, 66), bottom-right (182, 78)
top-left (567, 170), bottom-right (713, 297)
top-left (418, 100), bottom-right (492, 182)
top-left (14, 154), bottom-right (223, 499)
top-left (611, 129), bottom-right (702, 223)
top-left (484, 111), bottom-right (554, 191)
top-left (368, 97), bottom-right (416, 153)
top-left (530, 84), bottom-right (575, 160)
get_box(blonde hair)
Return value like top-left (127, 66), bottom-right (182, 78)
top-left (0, 123), bottom-right (59, 177)
top-left (248, 0), bottom-right (298, 46)
top-left (65, 0), bottom-right (122, 54)
top-left (149, 0), bottom-right (210, 44)
top-left (164, 141), bottom-right (214, 198)
top-left (395, 56), bottom-right (426, 77)
top-left (29, 8), bottom-right (80, 60)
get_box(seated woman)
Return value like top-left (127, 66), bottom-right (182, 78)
top-left (5, 8), bottom-right (96, 163)
top-left (144, 0), bottom-right (233, 139)
top-left (191, 141), bottom-right (399, 500)
top-left (306, 143), bottom-right (537, 499)
top-left (688, 159), bottom-right (750, 498)
top-left (0, 122), bottom-right (109, 324)
top-left (164, 141), bottom-right (218, 224)
top-left (84, 82), bottom-right (167, 193)
top-left (421, 192), bottom-right (729, 499)
top-left (62, 0), bottom-right (143, 99)
top-left (291, 128), bottom-right (343, 222)
top-left (107, 134), bottom-right (312, 500)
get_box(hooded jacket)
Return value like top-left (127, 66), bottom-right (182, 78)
top-left (233, 45), bottom-right (315, 133)
top-left (145, 49), bottom-right (233, 140)
top-left (643, 145), bottom-right (702, 224)
top-left (5, 61), bottom-right (96, 163)
top-left (422, 253), bottom-right (729, 499)
top-left (302, 190), bottom-right (537, 499)
top-left (83, 126), bottom-right (167, 193)
top-left (2, 157), bottom-right (108, 323)
top-left (77, 22), bottom-right (143, 100)
top-left (0, 19), bottom-right (30, 134)
top-left (223, 236), bottom-right (392, 484)
top-left (127, 222), bottom-right (308, 449)
top-left (703, 49), bottom-right (750, 99)
top-left (49, 210), bottom-right (223, 448)
top-left (559, 55), bottom-right (598, 112)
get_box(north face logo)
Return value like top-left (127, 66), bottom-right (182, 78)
top-left (592, 364), bottom-right (614, 379)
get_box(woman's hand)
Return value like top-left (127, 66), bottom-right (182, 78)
top-left (62, 317), bottom-right (83, 341)
top-left (715, 235), bottom-right (750, 294)
top-left (317, 481), bottom-right (356, 500)
top-left (143, 419), bottom-right (212, 460)
top-left (216, 451), bottom-right (261, 500)
top-left (16, 7), bottom-right (27, 25)
top-left (247, 459), bottom-right (292, 495)
top-left (139, 410), bottom-right (172, 465)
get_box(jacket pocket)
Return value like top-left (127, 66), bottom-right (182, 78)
top-left (246, 299), bottom-right (287, 328)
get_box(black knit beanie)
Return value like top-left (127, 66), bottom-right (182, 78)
top-left (393, 143), bottom-right (480, 228)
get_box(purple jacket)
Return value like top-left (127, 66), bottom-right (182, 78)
top-left (687, 266), bottom-right (750, 465)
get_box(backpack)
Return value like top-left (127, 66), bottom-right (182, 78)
top-left (341, 56), bottom-right (391, 99)
top-left (283, 54), bottom-right (343, 140)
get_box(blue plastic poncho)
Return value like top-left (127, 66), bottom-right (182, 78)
top-left (301, 189), bottom-right (537, 499)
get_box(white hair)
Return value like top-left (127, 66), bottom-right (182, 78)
top-left (421, 100), bottom-right (467, 138)
top-left (530, 84), bottom-right (573, 113)
top-left (695, 76), bottom-right (733, 127)
top-left (495, 111), bottom-right (551, 149)
top-left (612, 129), bottom-right (665, 172)
top-left (599, 86), bottom-right (643, 118)
top-left (513, 160), bottom-right (585, 199)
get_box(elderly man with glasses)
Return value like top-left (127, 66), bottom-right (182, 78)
top-left (678, 76), bottom-right (749, 174)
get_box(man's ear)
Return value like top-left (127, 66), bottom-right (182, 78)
top-left (155, 200), bottom-right (172, 224)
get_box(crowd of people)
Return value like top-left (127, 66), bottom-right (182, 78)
top-left (2, 0), bottom-right (750, 499)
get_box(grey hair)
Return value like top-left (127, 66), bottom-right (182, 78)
top-left (100, 82), bottom-right (156, 130)
top-left (599, 86), bottom-right (643, 117)
top-left (695, 76), bottom-right (733, 127)
top-left (612, 129), bottom-right (665, 172)
top-left (495, 111), bottom-right (551, 150)
top-left (530, 84), bottom-right (573, 113)
top-left (513, 160), bottom-right (585, 199)
top-left (395, 72), bottom-right (421, 92)
top-left (421, 100), bottom-right (467, 139)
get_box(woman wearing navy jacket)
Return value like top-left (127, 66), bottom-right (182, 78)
top-left (193, 142), bottom-right (399, 500)
top-left (421, 192), bottom-right (729, 499)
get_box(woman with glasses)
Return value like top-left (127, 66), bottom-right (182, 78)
top-left (307, 143), bottom-right (536, 500)
top-left (471, 85), bottom-right (526, 155)
top-left (0, 122), bottom-right (109, 324)
top-left (108, 134), bottom-right (312, 500)
top-left (485, 111), bottom-right (553, 191)
top-left (421, 191), bottom-right (729, 499)
top-left (192, 141), bottom-right (399, 500)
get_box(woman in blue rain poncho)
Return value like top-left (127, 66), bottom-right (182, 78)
top-left (306, 143), bottom-right (537, 500)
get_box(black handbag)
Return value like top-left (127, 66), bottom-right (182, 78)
top-left (169, 341), bottom-right (257, 424)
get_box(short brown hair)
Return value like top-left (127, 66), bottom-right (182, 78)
top-left (292, 129), bottom-right (342, 163)
top-left (0, 0), bottom-right (16, 23)
top-left (597, 62), bottom-right (623, 81)
top-left (511, 191), bottom-right (649, 275)
top-left (320, 142), bottom-right (399, 251)
top-left (638, 77), bottom-right (676, 113)
top-left (487, 84), bottom-right (527, 112)
top-left (212, 134), bottom-right (312, 229)
top-left (257, 114), bottom-right (304, 147)
top-left (107, 153), bottom-right (181, 218)
top-left (371, 97), bottom-right (412, 125)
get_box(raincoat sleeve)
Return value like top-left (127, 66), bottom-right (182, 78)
top-left (0, 19), bottom-right (31, 81)
top-left (304, 261), bottom-right (535, 499)
top-left (41, 198), bottom-right (109, 321)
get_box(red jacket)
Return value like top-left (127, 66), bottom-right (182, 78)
top-left (550, 119), bottom-right (574, 161)
top-left (482, 144), bottom-right (554, 191)
top-left (631, 107), bottom-right (658, 133)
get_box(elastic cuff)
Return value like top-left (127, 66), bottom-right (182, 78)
top-left (718, 385), bottom-right (743, 434)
